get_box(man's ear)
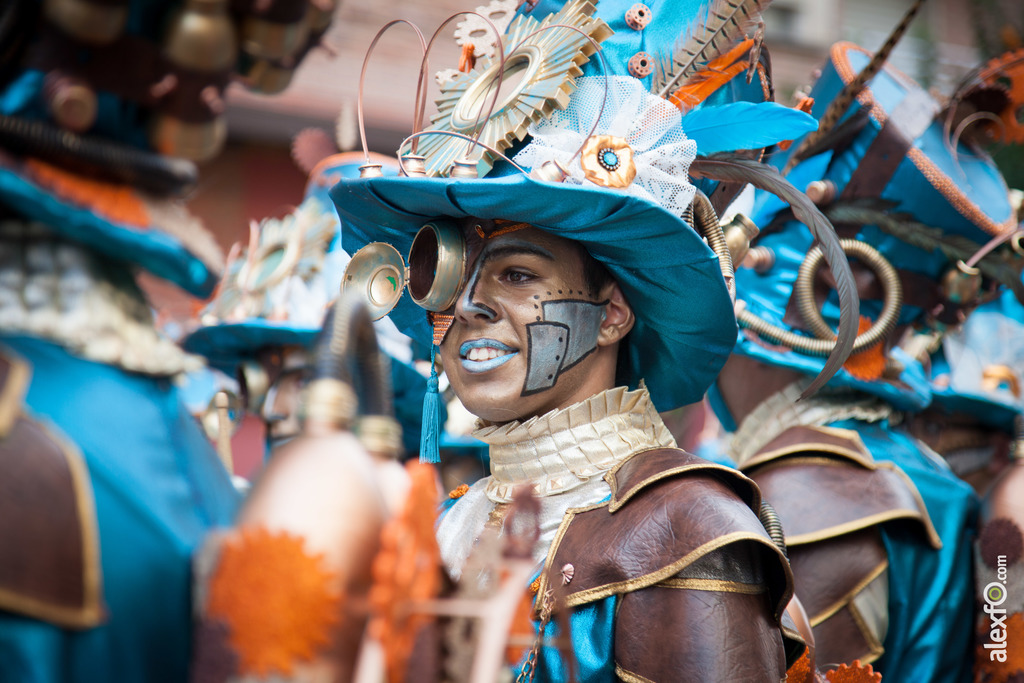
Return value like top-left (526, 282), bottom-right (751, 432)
top-left (597, 281), bottom-right (634, 347)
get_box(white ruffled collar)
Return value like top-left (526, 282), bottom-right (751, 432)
top-left (473, 384), bottom-right (676, 502)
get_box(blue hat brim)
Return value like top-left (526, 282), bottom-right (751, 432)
top-left (182, 321), bottom-right (317, 374)
top-left (331, 173), bottom-right (736, 412)
top-left (0, 162), bottom-right (219, 297)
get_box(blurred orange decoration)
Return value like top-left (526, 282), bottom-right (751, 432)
top-left (370, 461), bottom-right (443, 683)
top-left (206, 527), bottom-right (342, 677)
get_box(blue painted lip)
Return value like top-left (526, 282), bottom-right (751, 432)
top-left (459, 338), bottom-right (518, 374)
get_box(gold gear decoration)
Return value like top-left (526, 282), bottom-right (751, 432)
top-left (418, 0), bottom-right (612, 177)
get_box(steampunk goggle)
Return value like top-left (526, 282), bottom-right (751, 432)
top-left (343, 220), bottom-right (468, 320)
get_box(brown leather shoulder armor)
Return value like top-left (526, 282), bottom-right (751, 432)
top-left (0, 347), bottom-right (104, 629)
top-left (741, 424), bottom-right (938, 666)
top-left (537, 447), bottom-right (801, 679)
top-left (743, 424), bottom-right (940, 547)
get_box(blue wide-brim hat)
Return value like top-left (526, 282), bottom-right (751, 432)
top-left (183, 152), bottom-right (398, 368)
top-left (329, 0), bottom-right (834, 412)
top-left (731, 42), bottom-right (1017, 411)
top-left (332, 171), bottom-right (735, 412)
top-left (929, 288), bottom-right (1024, 432)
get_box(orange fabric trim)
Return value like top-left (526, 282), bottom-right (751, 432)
top-left (829, 42), bottom-right (1015, 237)
top-left (428, 313), bottom-right (455, 346)
top-left (24, 159), bottom-right (150, 228)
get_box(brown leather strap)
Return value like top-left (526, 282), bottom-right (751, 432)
top-left (0, 413), bottom-right (104, 628)
top-left (840, 88), bottom-right (936, 200)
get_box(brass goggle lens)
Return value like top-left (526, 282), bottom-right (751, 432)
top-left (408, 220), bottom-right (467, 312)
top-left (343, 242), bottom-right (406, 320)
top-left (344, 221), bottom-right (467, 319)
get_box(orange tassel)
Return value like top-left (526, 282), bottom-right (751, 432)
top-left (668, 38), bottom-right (754, 112)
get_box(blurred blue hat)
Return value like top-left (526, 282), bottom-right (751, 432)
top-left (183, 152), bottom-right (400, 369)
top-left (0, 0), bottom-right (334, 296)
top-left (929, 288), bottom-right (1024, 432)
top-left (334, 0), bottom-right (819, 412)
top-left (732, 42), bottom-right (1020, 411)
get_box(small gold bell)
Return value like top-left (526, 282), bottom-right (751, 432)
top-left (400, 154), bottom-right (428, 177)
top-left (43, 0), bottom-right (129, 44)
top-left (448, 158), bottom-right (479, 179)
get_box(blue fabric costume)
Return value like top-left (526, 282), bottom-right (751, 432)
top-left (0, 0), bottom-right (328, 679)
top-left (0, 337), bottom-right (239, 683)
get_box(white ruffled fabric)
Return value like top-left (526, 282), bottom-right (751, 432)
top-left (436, 384), bottom-right (676, 579)
top-left (514, 76), bottom-right (698, 219)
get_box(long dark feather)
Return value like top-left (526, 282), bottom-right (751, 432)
top-left (690, 155), bottom-right (860, 398)
top-left (784, 0), bottom-right (929, 173)
top-left (827, 202), bottom-right (1024, 304)
top-left (783, 108), bottom-right (870, 166)
top-left (653, 0), bottom-right (773, 99)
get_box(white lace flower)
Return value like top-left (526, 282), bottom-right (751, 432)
top-left (514, 75), bottom-right (697, 219)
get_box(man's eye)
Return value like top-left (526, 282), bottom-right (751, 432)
top-left (505, 269), bottom-right (533, 283)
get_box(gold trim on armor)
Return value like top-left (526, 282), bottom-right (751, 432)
top-left (606, 454), bottom-right (761, 513)
top-left (614, 664), bottom-right (656, 683)
top-left (0, 348), bottom-right (30, 438)
top-left (809, 559), bottom-right (888, 627)
top-left (743, 427), bottom-right (875, 471)
top-left (536, 528), bottom-right (792, 616)
top-left (847, 597), bottom-right (886, 664)
top-left (658, 577), bottom-right (767, 594)
top-left (0, 412), bottom-right (104, 628)
top-left (768, 460), bottom-right (941, 549)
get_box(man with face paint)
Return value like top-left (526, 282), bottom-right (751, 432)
top-left (327, 0), bottom-right (851, 676)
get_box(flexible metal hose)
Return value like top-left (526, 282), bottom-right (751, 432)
top-left (690, 189), bottom-right (735, 296)
top-left (0, 113), bottom-right (197, 196)
top-left (314, 291), bottom-right (394, 419)
top-left (738, 239), bottom-right (902, 357)
top-left (759, 500), bottom-right (787, 558)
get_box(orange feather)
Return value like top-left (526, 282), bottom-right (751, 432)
top-left (668, 38), bottom-right (754, 112)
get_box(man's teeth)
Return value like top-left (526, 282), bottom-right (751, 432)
top-left (467, 347), bottom-right (510, 361)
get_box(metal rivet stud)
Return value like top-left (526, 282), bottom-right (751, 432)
top-left (624, 3), bottom-right (652, 30)
top-left (628, 52), bottom-right (653, 78)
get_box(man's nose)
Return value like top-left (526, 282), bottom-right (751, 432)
top-left (454, 271), bottom-right (497, 322)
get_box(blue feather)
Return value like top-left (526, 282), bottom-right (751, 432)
top-left (682, 101), bottom-right (817, 155)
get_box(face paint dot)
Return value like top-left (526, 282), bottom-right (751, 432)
top-left (558, 337), bottom-right (563, 342)
top-left (547, 375), bottom-right (553, 380)
top-left (536, 316), bottom-right (541, 321)
top-left (533, 295), bottom-right (539, 299)
top-left (546, 291), bottom-right (551, 295)
top-left (558, 290), bottom-right (562, 294)
top-left (555, 355), bottom-right (560, 360)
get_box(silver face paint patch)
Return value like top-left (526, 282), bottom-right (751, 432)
top-left (523, 299), bottom-right (607, 395)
